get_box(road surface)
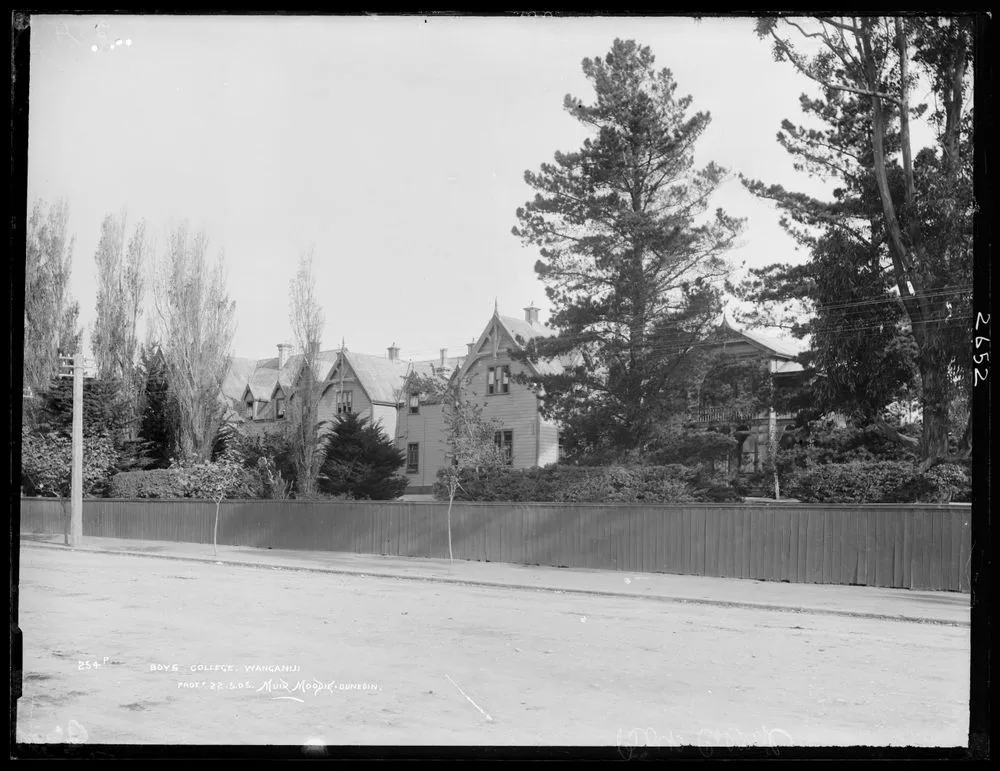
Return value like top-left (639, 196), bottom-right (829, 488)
top-left (15, 547), bottom-right (969, 747)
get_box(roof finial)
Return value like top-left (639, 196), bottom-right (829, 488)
top-left (720, 299), bottom-right (733, 329)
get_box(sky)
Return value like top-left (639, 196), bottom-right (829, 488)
top-left (26, 13), bottom-right (837, 363)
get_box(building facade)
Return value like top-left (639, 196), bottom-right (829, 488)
top-left (396, 304), bottom-right (563, 493)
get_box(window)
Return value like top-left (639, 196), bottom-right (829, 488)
top-left (245, 400), bottom-right (254, 419)
top-left (406, 443), bottom-right (419, 474)
top-left (494, 430), bottom-right (513, 465)
top-left (275, 397), bottom-right (285, 419)
top-left (487, 366), bottom-right (510, 395)
top-left (409, 393), bottom-right (420, 415)
top-left (336, 390), bottom-right (353, 415)
top-left (557, 434), bottom-right (565, 460)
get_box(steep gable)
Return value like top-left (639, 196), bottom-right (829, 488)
top-left (460, 309), bottom-right (571, 382)
top-left (714, 316), bottom-right (806, 374)
top-left (325, 351), bottom-right (413, 405)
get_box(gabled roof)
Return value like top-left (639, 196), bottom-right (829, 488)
top-left (497, 314), bottom-right (555, 346)
top-left (268, 381), bottom-right (290, 401)
top-left (717, 315), bottom-right (806, 360)
top-left (246, 368), bottom-right (280, 400)
top-left (773, 359), bottom-right (805, 375)
top-left (459, 308), bottom-right (568, 381)
top-left (326, 350), bottom-right (412, 405)
top-left (223, 345), bottom-right (340, 408)
top-left (222, 357), bottom-right (259, 401)
top-left (407, 356), bottom-right (467, 381)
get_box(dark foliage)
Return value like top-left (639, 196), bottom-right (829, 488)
top-left (316, 413), bottom-right (408, 501)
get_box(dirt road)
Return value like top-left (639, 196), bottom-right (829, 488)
top-left (15, 547), bottom-right (968, 747)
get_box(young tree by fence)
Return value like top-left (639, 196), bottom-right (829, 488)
top-left (152, 222), bottom-right (236, 462)
top-left (438, 377), bottom-right (509, 562)
top-left (167, 449), bottom-right (260, 556)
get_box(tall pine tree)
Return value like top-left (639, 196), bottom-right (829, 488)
top-left (512, 39), bottom-right (743, 458)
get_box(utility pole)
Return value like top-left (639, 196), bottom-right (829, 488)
top-left (767, 358), bottom-right (780, 501)
top-left (70, 353), bottom-right (84, 546)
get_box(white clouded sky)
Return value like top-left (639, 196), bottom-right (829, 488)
top-left (28, 14), bottom-right (834, 363)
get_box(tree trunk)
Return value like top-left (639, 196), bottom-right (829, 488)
top-left (873, 419), bottom-right (920, 448)
top-left (446, 491), bottom-right (455, 564)
top-left (917, 358), bottom-right (952, 470)
top-left (956, 409), bottom-right (973, 458)
top-left (213, 497), bottom-right (221, 557)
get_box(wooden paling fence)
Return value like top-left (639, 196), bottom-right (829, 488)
top-left (19, 497), bottom-right (971, 592)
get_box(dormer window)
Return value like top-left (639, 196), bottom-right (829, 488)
top-left (275, 396), bottom-right (285, 419)
top-left (245, 399), bottom-right (255, 419)
top-left (487, 366), bottom-right (510, 395)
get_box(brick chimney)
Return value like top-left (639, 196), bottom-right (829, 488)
top-left (308, 341), bottom-right (320, 361)
top-left (466, 338), bottom-right (476, 357)
top-left (388, 343), bottom-right (399, 361)
top-left (524, 303), bottom-right (540, 327)
top-left (277, 343), bottom-right (292, 369)
top-left (439, 348), bottom-right (447, 368)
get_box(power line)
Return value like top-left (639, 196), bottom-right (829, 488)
top-left (519, 315), bottom-right (973, 360)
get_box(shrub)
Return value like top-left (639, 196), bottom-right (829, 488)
top-left (784, 460), bottom-right (971, 504)
top-left (786, 462), bottom-right (905, 503)
top-left (433, 464), bottom-right (706, 504)
top-left (21, 428), bottom-right (119, 498)
top-left (316, 413), bottom-right (409, 500)
top-left (731, 471), bottom-right (769, 497)
top-left (289, 490), bottom-right (353, 502)
top-left (107, 456), bottom-right (264, 500)
top-left (171, 456), bottom-right (264, 500)
top-left (912, 463), bottom-right (971, 503)
top-left (108, 469), bottom-right (184, 498)
top-left (651, 428), bottom-right (738, 467)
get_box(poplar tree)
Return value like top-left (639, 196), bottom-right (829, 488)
top-left (153, 222), bottom-right (236, 462)
top-left (92, 210), bottom-right (149, 438)
top-left (23, 198), bottom-right (81, 401)
top-left (287, 246), bottom-right (326, 496)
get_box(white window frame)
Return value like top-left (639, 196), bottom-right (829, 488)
top-left (494, 429), bottom-right (513, 465)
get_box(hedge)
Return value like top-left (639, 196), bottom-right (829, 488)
top-left (107, 463), bottom-right (263, 500)
top-left (107, 469), bottom-right (187, 498)
top-left (432, 464), bottom-right (733, 504)
top-left (786, 461), bottom-right (971, 504)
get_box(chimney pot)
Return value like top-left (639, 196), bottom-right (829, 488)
top-left (466, 338), bottom-right (476, 357)
top-left (524, 303), bottom-right (540, 327)
top-left (277, 342), bottom-right (292, 369)
top-left (440, 348), bottom-right (447, 368)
